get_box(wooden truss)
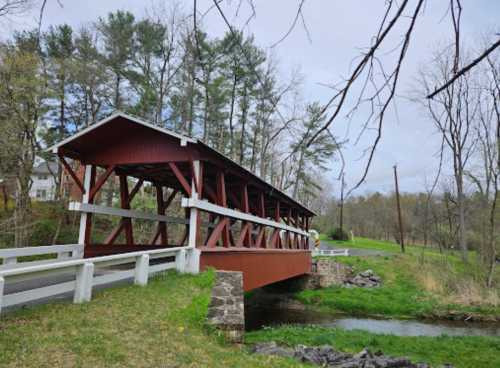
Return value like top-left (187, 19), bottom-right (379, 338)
top-left (64, 158), bottom-right (310, 251)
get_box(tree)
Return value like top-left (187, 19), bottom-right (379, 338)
top-left (69, 27), bottom-right (109, 127)
top-left (290, 102), bottom-right (338, 202)
top-left (467, 49), bottom-right (499, 286)
top-left (43, 24), bottom-right (74, 198)
top-left (420, 48), bottom-right (479, 262)
top-left (0, 32), bottom-right (48, 246)
top-left (98, 10), bottom-right (135, 110)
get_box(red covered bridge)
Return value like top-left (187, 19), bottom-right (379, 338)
top-left (50, 112), bottom-right (314, 291)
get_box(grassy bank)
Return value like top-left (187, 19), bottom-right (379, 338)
top-left (0, 271), bottom-right (300, 368)
top-left (306, 237), bottom-right (500, 320)
top-left (246, 325), bottom-right (500, 368)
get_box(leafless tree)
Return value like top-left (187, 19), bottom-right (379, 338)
top-left (419, 47), bottom-right (480, 262)
top-left (0, 0), bottom-right (33, 19)
top-left (206, 0), bottom-right (499, 194)
top-left (466, 50), bottom-right (499, 285)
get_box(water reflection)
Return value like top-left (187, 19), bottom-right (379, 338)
top-left (245, 304), bottom-right (500, 337)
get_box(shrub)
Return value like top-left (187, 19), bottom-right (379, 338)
top-left (328, 227), bottom-right (349, 241)
top-left (29, 219), bottom-right (57, 246)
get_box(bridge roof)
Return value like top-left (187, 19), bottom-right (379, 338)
top-left (49, 112), bottom-right (315, 217)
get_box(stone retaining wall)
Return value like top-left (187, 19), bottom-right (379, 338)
top-left (296, 259), bottom-right (353, 290)
top-left (315, 259), bottom-right (353, 287)
top-left (206, 271), bottom-right (245, 343)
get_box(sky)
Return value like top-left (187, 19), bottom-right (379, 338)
top-left (3, 0), bottom-right (499, 196)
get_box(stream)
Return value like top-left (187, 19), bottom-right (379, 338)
top-left (245, 293), bottom-right (500, 337)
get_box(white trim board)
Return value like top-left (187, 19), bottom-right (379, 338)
top-left (0, 244), bottom-right (82, 258)
top-left (181, 198), bottom-right (309, 237)
top-left (48, 111), bottom-right (196, 153)
top-left (69, 202), bottom-right (190, 225)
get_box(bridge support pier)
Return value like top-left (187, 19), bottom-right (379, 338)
top-left (207, 271), bottom-right (244, 343)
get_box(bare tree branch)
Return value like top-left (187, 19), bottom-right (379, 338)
top-left (427, 37), bottom-right (500, 99)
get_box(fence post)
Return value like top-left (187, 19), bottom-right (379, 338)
top-left (73, 244), bottom-right (84, 259)
top-left (4, 257), bottom-right (16, 266)
top-left (134, 254), bottom-right (149, 286)
top-left (185, 248), bottom-right (201, 274)
top-left (0, 276), bottom-right (4, 315)
top-left (74, 262), bottom-right (94, 303)
top-left (175, 249), bottom-right (186, 273)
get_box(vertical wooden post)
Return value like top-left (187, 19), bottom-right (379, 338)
top-left (188, 160), bottom-right (201, 248)
top-left (300, 214), bottom-right (306, 249)
top-left (294, 211), bottom-right (299, 249)
top-left (216, 171), bottom-right (231, 247)
top-left (78, 165), bottom-right (96, 246)
top-left (0, 276), bottom-right (5, 315)
top-left (74, 262), bottom-right (94, 303)
top-left (134, 254), bottom-right (150, 286)
top-left (155, 184), bottom-right (167, 245)
top-left (258, 193), bottom-right (266, 248)
top-left (240, 184), bottom-right (253, 247)
top-left (285, 208), bottom-right (292, 249)
top-left (119, 175), bottom-right (134, 245)
top-left (270, 200), bottom-right (281, 248)
top-left (195, 162), bottom-right (204, 246)
top-left (305, 216), bottom-right (310, 249)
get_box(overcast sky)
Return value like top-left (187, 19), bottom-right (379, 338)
top-left (4, 0), bottom-right (499, 196)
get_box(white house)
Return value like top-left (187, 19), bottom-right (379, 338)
top-left (29, 160), bottom-right (58, 201)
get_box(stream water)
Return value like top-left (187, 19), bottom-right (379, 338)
top-left (245, 294), bottom-right (500, 337)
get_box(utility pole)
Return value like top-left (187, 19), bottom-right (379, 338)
top-left (339, 173), bottom-right (344, 232)
top-left (393, 165), bottom-right (405, 253)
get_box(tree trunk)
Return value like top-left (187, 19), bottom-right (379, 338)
top-left (239, 86), bottom-right (248, 164)
top-left (292, 149), bottom-right (305, 199)
top-left (14, 174), bottom-right (31, 247)
top-left (456, 174), bottom-right (468, 262)
top-left (114, 73), bottom-right (121, 110)
top-left (228, 73), bottom-right (237, 159)
top-left (1, 183), bottom-right (7, 211)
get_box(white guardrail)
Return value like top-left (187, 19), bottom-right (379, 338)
top-left (0, 244), bottom-right (84, 270)
top-left (312, 248), bottom-right (349, 257)
top-left (0, 245), bottom-right (196, 314)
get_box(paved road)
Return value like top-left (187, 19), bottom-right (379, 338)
top-left (2, 268), bottom-right (133, 314)
top-left (319, 241), bottom-right (392, 257)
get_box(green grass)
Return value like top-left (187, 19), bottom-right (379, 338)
top-left (306, 237), bottom-right (500, 319)
top-left (0, 270), bottom-right (302, 368)
top-left (320, 234), bottom-right (402, 253)
top-left (300, 255), bottom-right (438, 318)
top-left (320, 235), bottom-right (478, 259)
top-left (246, 325), bottom-right (500, 368)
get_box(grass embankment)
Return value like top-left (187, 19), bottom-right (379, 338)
top-left (306, 237), bottom-right (500, 320)
top-left (0, 271), bottom-right (301, 368)
top-left (245, 237), bottom-right (500, 368)
top-left (246, 325), bottom-right (500, 368)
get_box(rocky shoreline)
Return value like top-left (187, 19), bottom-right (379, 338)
top-left (252, 342), bottom-right (454, 368)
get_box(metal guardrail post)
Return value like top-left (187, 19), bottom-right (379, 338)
top-left (134, 254), bottom-right (150, 286)
top-left (74, 262), bottom-right (94, 303)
